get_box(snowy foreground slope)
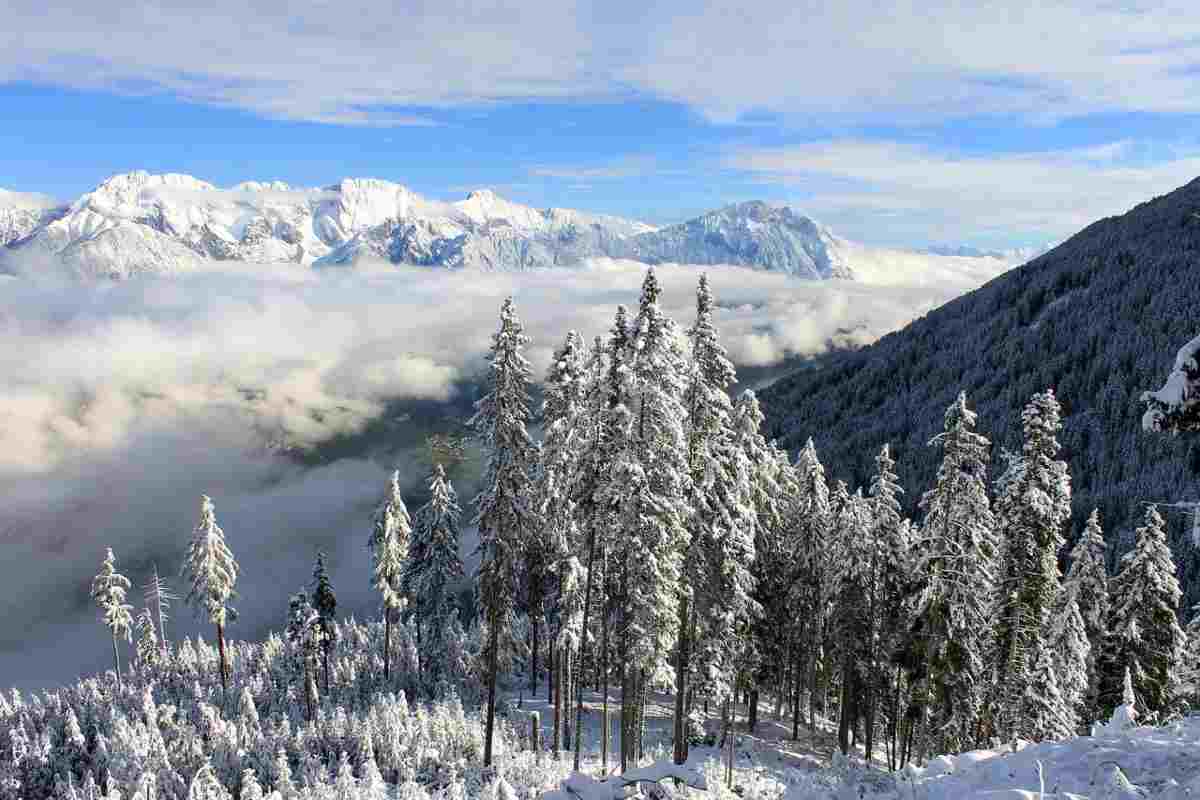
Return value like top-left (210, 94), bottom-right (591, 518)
top-left (0, 171), bottom-right (1034, 280)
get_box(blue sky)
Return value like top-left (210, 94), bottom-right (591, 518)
top-left (3, 0), bottom-right (1200, 248)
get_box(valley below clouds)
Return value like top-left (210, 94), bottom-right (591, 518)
top-left (0, 256), bottom-right (1009, 687)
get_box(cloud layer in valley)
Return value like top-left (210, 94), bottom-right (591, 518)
top-left (0, 256), bottom-right (1010, 687)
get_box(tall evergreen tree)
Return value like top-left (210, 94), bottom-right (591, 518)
top-left (989, 389), bottom-right (1071, 740)
top-left (369, 470), bottom-right (411, 681)
top-left (535, 330), bottom-right (587, 701)
top-left (911, 392), bottom-right (996, 754)
top-left (1048, 589), bottom-right (1091, 731)
top-left (1063, 508), bottom-right (1109, 719)
top-left (470, 297), bottom-right (539, 767)
top-left (311, 552), bottom-right (338, 692)
top-left (675, 275), bottom-right (758, 764)
top-left (182, 495), bottom-right (239, 693)
top-left (91, 548), bottom-right (134, 690)
top-left (863, 444), bottom-right (909, 762)
top-left (1097, 505), bottom-right (1185, 718)
top-left (610, 269), bottom-right (691, 771)
top-left (407, 463), bottom-right (465, 681)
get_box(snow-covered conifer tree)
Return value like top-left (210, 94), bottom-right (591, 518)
top-left (1098, 505), bottom-right (1185, 717)
top-left (863, 444), bottom-right (908, 762)
top-left (368, 470), bottom-right (411, 681)
top-left (310, 552), bottom-right (338, 692)
top-left (1018, 643), bottom-right (1076, 742)
top-left (470, 297), bottom-right (539, 766)
top-left (1063, 508), bottom-right (1109, 719)
top-left (534, 330), bottom-right (587, 701)
top-left (990, 389), bottom-right (1071, 739)
top-left (91, 548), bottom-right (134, 690)
top-left (407, 463), bottom-right (465, 683)
top-left (182, 495), bottom-right (239, 693)
top-left (911, 392), bottom-right (996, 754)
top-left (675, 276), bottom-right (758, 764)
top-left (1048, 589), bottom-right (1090, 732)
top-left (608, 269), bottom-right (691, 771)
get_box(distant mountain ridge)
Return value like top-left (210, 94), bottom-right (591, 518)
top-left (0, 171), bottom-right (1034, 281)
top-left (757, 175), bottom-right (1200, 605)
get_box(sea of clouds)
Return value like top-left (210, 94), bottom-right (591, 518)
top-left (0, 256), bottom-right (1005, 688)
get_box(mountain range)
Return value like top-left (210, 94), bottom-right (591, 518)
top-left (758, 175), bottom-right (1200, 606)
top-left (0, 171), bottom-right (1037, 282)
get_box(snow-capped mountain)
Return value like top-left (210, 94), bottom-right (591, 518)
top-left (0, 171), bottom-right (1029, 282)
top-left (0, 189), bottom-right (64, 248)
top-left (623, 200), bottom-right (854, 278)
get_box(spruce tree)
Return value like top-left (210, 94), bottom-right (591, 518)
top-left (609, 269), bottom-right (691, 771)
top-left (182, 495), bottom-right (239, 694)
top-left (911, 392), bottom-right (996, 754)
top-left (470, 297), bottom-right (539, 766)
top-left (1048, 589), bottom-right (1090, 732)
top-left (407, 463), bottom-right (465, 682)
top-left (989, 389), bottom-right (1071, 739)
top-left (311, 552), bottom-right (338, 692)
top-left (1097, 505), bottom-right (1185, 718)
top-left (368, 470), bottom-right (411, 681)
top-left (90, 548), bottom-right (134, 690)
top-left (535, 330), bottom-right (587, 701)
top-left (676, 275), bottom-right (758, 764)
top-left (863, 444), bottom-right (909, 762)
top-left (1063, 508), bottom-right (1109, 720)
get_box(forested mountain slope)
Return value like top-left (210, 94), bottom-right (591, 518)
top-left (760, 176), bottom-right (1200, 605)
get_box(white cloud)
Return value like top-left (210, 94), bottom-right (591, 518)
top-left (0, 255), bottom-right (1008, 687)
top-left (727, 139), bottom-right (1200, 245)
top-left (3, 1), bottom-right (1200, 125)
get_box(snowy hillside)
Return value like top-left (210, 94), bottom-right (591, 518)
top-left (0, 172), bottom-right (1034, 282)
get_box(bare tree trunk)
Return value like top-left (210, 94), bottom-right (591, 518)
top-left (216, 622), bottom-right (228, 695)
top-left (530, 615), bottom-right (540, 697)
top-left (672, 593), bottom-right (691, 765)
top-left (573, 516), bottom-right (601, 772)
top-left (383, 609), bottom-right (392, 682)
top-left (724, 698), bottom-right (734, 789)
top-left (552, 643), bottom-right (562, 760)
top-left (748, 688), bottom-right (759, 733)
top-left (637, 669), bottom-right (648, 762)
top-left (601, 580), bottom-right (610, 776)
top-left (484, 603), bottom-right (501, 767)
top-left (111, 633), bottom-right (123, 691)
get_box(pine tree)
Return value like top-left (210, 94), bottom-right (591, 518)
top-left (675, 275), bottom-right (758, 764)
top-left (182, 495), bottom-right (239, 694)
top-left (788, 438), bottom-right (833, 743)
top-left (990, 389), bottom-right (1071, 739)
top-left (286, 590), bottom-right (321, 720)
top-left (1097, 505), bottom-right (1185, 718)
top-left (90, 548), bottom-right (134, 690)
top-left (911, 392), bottom-right (996, 755)
top-left (310, 552), bottom-right (338, 693)
top-left (1063, 508), bottom-right (1109, 719)
top-left (407, 463), bottom-right (465, 682)
top-left (609, 269), bottom-right (691, 771)
top-left (1048, 589), bottom-right (1090, 732)
top-left (470, 297), bottom-right (539, 766)
top-left (369, 470), bottom-right (411, 681)
top-left (534, 330), bottom-right (586, 701)
top-left (135, 607), bottom-right (162, 670)
top-left (863, 444), bottom-right (909, 762)
top-left (1017, 643), bottom-right (1076, 742)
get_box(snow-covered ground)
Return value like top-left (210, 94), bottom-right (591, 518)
top-left (498, 683), bottom-right (1200, 800)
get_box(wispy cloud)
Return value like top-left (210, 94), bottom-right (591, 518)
top-left (726, 138), bottom-right (1200, 245)
top-left (4, 1), bottom-right (1200, 126)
